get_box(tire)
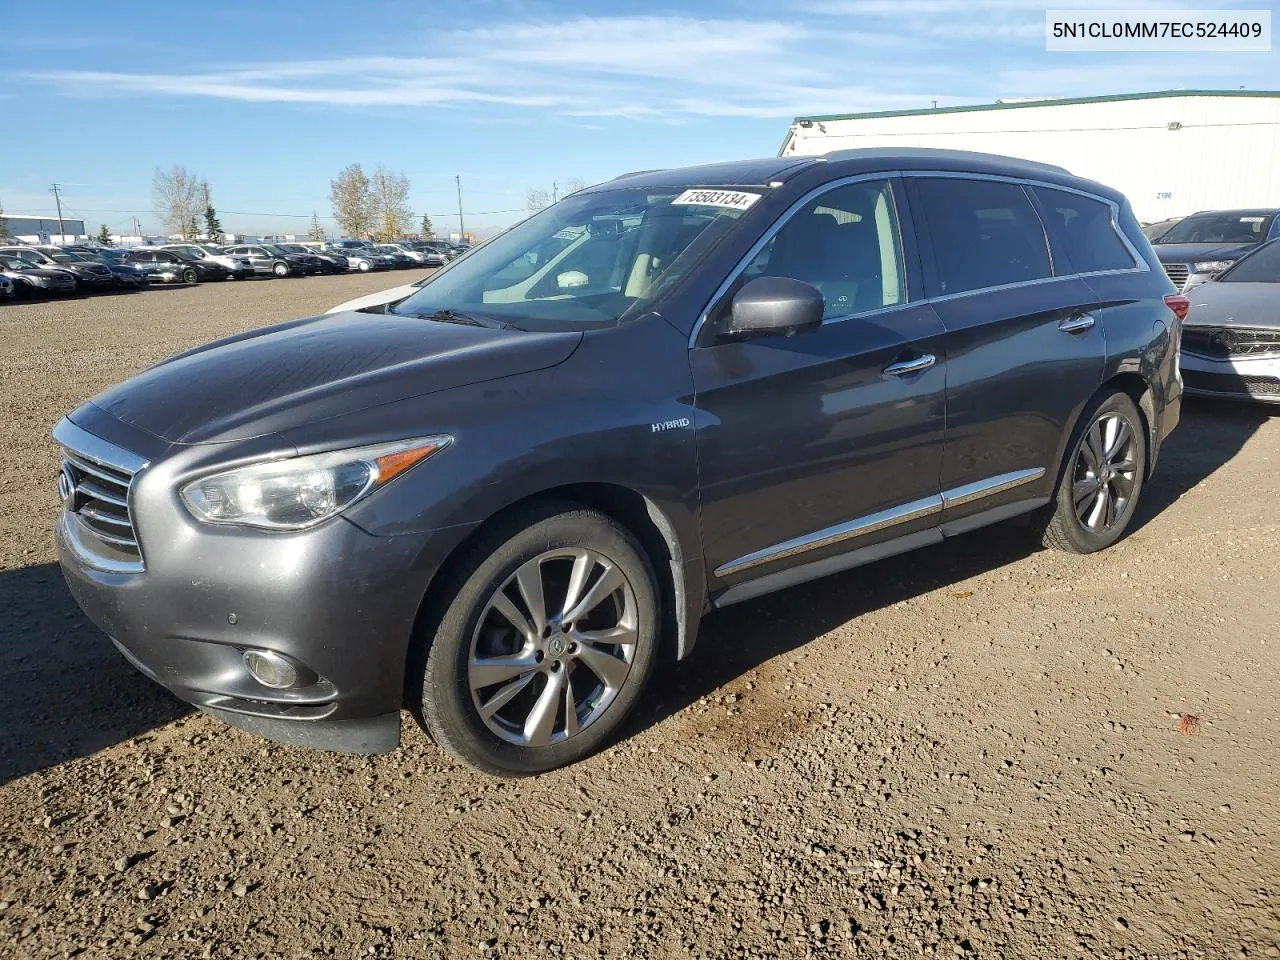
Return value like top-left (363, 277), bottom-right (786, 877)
top-left (182, 268), bottom-right (198, 284)
top-left (272, 262), bottom-right (289, 278)
top-left (414, 503), bottom-right (660, 776)
top-left (1040, 390), bottom-right (1147, 554)
top-left (357, 260), bottom-right (370, 272)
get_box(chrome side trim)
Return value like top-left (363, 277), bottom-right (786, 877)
top-left (52, 418), bottom-right (149, 475)
top-left (940, 468), bottom-right (1046, 509)
top-left (714, 466), bottom-right (1047, 578)
top-left (714, 493), bottom-right (943, 577)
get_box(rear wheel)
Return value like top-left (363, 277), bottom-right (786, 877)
top-left (181, 267), bottom-right (198, 284)
top-left (272, 261), bottom-right (289, 277)
top-left (414, 504), bottom-right (659, 776)
top-left (1040, 391), bottom-right (1146, 554)
top-left (357, 260), bottom-right (370, 272)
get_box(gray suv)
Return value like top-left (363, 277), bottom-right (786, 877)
top-left (54, 149), bottom-right (1183, 775)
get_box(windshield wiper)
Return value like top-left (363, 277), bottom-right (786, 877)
top-left (398, 307), bottom-right (515, 329)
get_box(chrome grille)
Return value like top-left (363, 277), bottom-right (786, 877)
top-left (54, 420), bottom-right (148, 572)
top-left (1182, 326), bottom-right (1280, 359)
top-left (61, 449), bottom-right (140, 555)
top-left (1163, 262), bottom-right (1189, 289)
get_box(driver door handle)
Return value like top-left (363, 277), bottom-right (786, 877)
top-left (883, 354), bottom-right (936, 377)
top-left (1059, 313), bottom-right (1096, 334)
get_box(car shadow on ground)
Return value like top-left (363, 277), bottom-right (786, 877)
top-left (622, 397), bottom-right (1273, 745)
top-left (0, 563), bottom-right (191, 786)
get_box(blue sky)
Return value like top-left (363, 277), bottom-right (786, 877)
top-left (2, 0), bottom-right (1274, 237)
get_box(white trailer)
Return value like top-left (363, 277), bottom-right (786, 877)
top-left (779, 90), bottom-right (1280, 222)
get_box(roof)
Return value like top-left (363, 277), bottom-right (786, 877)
top-left (793, 89), bottom-right (1280, 125)
top-left (587, 157), bottom-right (816, 191)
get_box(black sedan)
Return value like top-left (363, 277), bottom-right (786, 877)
top-left (130, 249), bottom-right (230, 284)
top-left (61, 249), bottom-right (148, 290)
top-left (0, 253), bottom-right (78, 297)
top-left (0, 246), bottom-right (114, 292)
top-left (277, 244), bottom-right (347, 274)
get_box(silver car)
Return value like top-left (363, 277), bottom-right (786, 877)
top-left (1180, 238), bottom-right (1280, 404)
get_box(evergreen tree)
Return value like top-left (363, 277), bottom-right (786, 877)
top-left (309, 211), bottom-right (325, 242)
top-left (204, 204), bottom-right (223, 242)
top-left (96, 224), bottom-right (113, 246)
top-left (420, 214), bottom-right (433, 239)
top-left (184, 214), bottom-right (200, 241)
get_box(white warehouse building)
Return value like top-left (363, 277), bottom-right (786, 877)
top-left (779, 90), bottom-right (1280, 223)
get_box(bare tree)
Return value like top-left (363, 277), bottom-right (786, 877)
top-left (526, 187), bottom-right (552, 213)
top-left (369, 165), bottom-right (412, 240)
top-left (330, 163), bottom-right (372, 238)
top-left (152, 165), bottom-right (204, 238)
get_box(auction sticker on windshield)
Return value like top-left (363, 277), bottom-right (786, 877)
top-left (672, 189), bottom-right (761, 210)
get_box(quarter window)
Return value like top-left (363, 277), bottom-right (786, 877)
top-left (738, 179), bottom-right (905, 319)
top-left (1033, 187), bottom-right (1135, 274)
top-left (913, 178), bottom-right (1052, 296)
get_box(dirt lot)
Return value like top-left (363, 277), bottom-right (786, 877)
top-left (1, 273), bottom-right (1277, 959)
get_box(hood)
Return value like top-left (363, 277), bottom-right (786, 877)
top-left (1184, 281), bottom-right (1280, 329)
top-left (10, 267), bottom-right (73, 280)
top-left (86, 311), bottom-right (582, 444)
top-left (1154, 241), bottom-right (1261, 264)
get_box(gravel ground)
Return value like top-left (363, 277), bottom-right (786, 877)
top-left (1, 274), bottom-right (1278, 959)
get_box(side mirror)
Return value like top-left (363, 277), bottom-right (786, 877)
top-left (726, 276), bottom-right (824, 339)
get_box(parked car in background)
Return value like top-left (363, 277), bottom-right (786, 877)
top-left (277, 244), bottom-right (348, 274)
top-left (159, 243), bottom-right (254, 279)
top-left (371, 244), bottom-right (416, 269)
top-left (73, 251), bottom-right (148, 291)
top-left (1141, 217), bottom-right (1183, 243)
top-left (1179, 238), bottom-right (1280, 404)
top-left (0, 253), bottom-right (77, 297)
top-left (222, 243), bottom-right (315, 277)
top-left (52, 149), bottom-right (1182, 776)
top-left (0, 274), bottom-right (12, 300)
top-left (1153, 208), bottom-right (1280, 291)
top-left (330, 239), bottom-right (376, 253)
top-left (323, 245), bottom-right (389, 272)
top-left (0, 245), bottom-right (114, 293)
top-left (130, 249), bottom-right (230, 284)
top-left (378, 242), bottom-right (436, 267)
top-left (326, 274), bottom-right (431, 314)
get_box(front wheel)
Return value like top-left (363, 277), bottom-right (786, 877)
top-left (414, 505), bottom-right (659, 776)
top-left (1040, 391), bottom-right (1147, 554)
top-left (272, 262), bottom-right (289, 277)
top-left (182, 268), bottom-right (198, 284)
top-left (357, 260), bottom-right (370, 272)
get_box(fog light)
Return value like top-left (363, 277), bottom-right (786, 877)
top-left (242, 649), bottom-right (300, 689)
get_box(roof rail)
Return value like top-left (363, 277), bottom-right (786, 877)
top-left (823, 147), bottom-right (1071, 176)
top-left (610, 168), bottom-right (668, 181)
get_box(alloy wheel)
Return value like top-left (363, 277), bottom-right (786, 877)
top-left (468, 548), bottom-right (638, 748)
top-left (1072, 413), bottom-right (1138, 532)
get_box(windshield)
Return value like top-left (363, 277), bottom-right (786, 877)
top-left (4, 249), bottom-right (51, 264)
top-left (392, 186), bottom-right (756, 330)
top-left (1161, 213), bottom-right (1275, 244)
top-left (0, 255), bottom-right (39, 269)
top-left (263, 244), bottom-right (290, 256)
top-left (1219, 240), bottom-right (1280, 283)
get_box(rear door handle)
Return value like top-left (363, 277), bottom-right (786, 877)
top-left (1059, 314), bottom-right (1096, 334)
top-left (883, 353), bottom-right (936, 377)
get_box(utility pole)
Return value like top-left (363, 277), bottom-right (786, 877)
top-left (455, 175), bottom-right (464, 240)
top-left (552, 182), bottom-right (558, 204)
top-left (50, 183), bottom-right (66, 242)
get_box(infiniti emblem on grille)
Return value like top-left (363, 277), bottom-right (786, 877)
top-left (58, 465), bottom-right (79, 510)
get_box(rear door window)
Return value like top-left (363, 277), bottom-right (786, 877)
top-left (1033, 187), bottom-right (1135, 274)
top-left (912, 178), bottom-right (1052, 296)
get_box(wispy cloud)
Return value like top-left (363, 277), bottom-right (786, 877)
top-left (21, 6), bottom-right (1265, 122)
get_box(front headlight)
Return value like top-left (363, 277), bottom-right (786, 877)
top-left (1192, 260), bottom-right (1235, 274)
top-left (180, 436), bottom-right (451, 530)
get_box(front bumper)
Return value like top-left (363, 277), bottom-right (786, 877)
top-left (53, 415), bottom-right (471, 754)
top-left (1179, 351), bottom-right (1280, 404)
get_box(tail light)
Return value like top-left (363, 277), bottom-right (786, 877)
top-left (1163, 294), bottom-right (1190, 321)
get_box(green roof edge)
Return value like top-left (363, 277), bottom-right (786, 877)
top-left (792, 89), bottom-right (1280, 125)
